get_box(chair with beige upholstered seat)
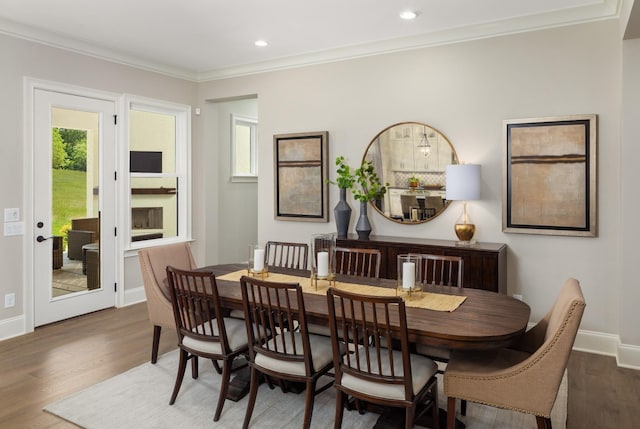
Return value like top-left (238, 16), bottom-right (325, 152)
top-left (444, 278), bottom-right (586, 429)
top-left (166, 266), bottom-right (249, 422)
top-left (138, 242), bottom-right (197, 363)
top-left (326, 287), bottom-right (440, 429)
top-left (239, 275), bottom-right (335, 429)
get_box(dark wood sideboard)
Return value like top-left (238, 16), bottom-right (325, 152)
top-left (336, 235), bottom-right (507, 294)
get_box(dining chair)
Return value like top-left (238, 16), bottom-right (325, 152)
top-left (166, 266), bottom-right (249, 422)
top-left (400, 194), bottom-right (420, 220)
top-left (335, 247), bottom-right (381, 278)
top-left (417, 254), bottom-right (463, 287)
top-left (138, 242), bottom-right (197, 363)
top-left (326, 287), bottom-right (440, 429)
top-left (239, 275), bottom-right (334, 429)
top-left (265, 240), bottom-right (309, 270)
top-left (444, 278), bottom-right (585, 429)
top-left (415, 253), bottom-right (464, 365)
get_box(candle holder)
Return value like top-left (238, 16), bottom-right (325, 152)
top-left (310, 233), bottom-right (336, 289)
top-left (397, 254), bottom-right (422, 297)
top-left (248, 244), bottom-right (269, 279)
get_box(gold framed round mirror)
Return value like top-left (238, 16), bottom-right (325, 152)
top-left (363, 122), bottom-right (459, 224)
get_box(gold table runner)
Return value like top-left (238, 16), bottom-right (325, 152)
top-left (217, 270), bottom-right (466, 312)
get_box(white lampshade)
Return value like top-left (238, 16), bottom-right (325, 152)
top-left (446, 164), bottom-right (481, 201)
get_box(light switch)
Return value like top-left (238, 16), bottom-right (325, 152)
top-left (4, 208), bottom-right (19, 222)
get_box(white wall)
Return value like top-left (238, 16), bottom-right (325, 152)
top-left (201, 98), bottom-right (258, 265)
top-left (198, 20), bottom-right (639, 367)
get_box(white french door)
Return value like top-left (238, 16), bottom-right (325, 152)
top-left (33, 89), bottom-right (116, 326)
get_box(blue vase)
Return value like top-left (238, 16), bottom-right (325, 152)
top-left (355, 201), bottom-right (372, 240)
top-left (334, 188), bottom-right (352, 238)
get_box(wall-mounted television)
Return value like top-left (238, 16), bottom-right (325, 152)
top-left (130, 151), bottom-right (162, 173)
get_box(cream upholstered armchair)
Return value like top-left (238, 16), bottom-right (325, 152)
top-left (138, 242), bottom-right (197, 363)
top-left (444, 278), bottom-right (585, 429)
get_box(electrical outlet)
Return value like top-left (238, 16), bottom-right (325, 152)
top-left (513, 294), bottom-right (523, 301)
top-left (4, 293), bottom-right (15, 308)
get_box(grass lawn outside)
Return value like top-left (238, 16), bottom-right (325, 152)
top-left (52, 169), bottom-right (87, 247)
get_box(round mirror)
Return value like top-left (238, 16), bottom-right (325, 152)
top-left (363, 122), bottom-right (459, 224)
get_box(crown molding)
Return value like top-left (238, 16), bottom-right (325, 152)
top-left (0, 0), bottom-right (621, 83)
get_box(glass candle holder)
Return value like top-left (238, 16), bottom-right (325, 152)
top-left (310, 233), bottom-right (336, 288)
top-left (248, 244), bottom-right (268, 278)
top-left (397, 254), bottom-right (422, 296)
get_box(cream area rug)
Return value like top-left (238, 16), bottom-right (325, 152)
top-left (44, 350), bottom-right (567, 429)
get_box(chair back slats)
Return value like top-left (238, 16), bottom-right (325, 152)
top-left (327, 288), bottom-right (411, 395)
top-left (265, 241), bottom-right (309, 270)
top-left (335, 247), bottom-right (381, 278)
top-left (240, 276), bottom-right (314, 371)
top-left (166, 266), bottom-right (230, 353)
top-left (417, 254), bottom-right (464, 287)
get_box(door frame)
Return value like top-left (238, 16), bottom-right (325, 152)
top-left (23, 78), bottom-right (121, 332)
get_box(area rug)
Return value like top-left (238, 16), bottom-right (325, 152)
top-left (44, 350), bottom-right (566, 429)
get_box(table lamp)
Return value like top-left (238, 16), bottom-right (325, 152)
top-left (446, 164), bottom-right (481, 245)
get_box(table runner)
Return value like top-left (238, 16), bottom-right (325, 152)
top-left (217, 270), bottom-right (466, 312)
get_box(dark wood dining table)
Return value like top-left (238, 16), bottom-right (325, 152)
top-left (203, 263), bottom-right (531, 351)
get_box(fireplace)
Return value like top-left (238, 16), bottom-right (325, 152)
top-left (132, 207), bottom-right (163, 230)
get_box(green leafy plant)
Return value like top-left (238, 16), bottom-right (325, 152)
top-left (327, 156), bottom-right (355, 189)
top-left (408, 175), bottom-right (420, 187)
top-left (352, 160), bottom-right (388, 202)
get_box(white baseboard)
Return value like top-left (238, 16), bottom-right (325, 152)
top-left (0, 315), bottom-right (27, 341)
top-left (123, 285), bottom-right (146, 307)
top-left (617, 343), bottom-right (640, 370)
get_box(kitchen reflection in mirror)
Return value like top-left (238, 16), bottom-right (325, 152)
top-left (363, 122), bottom-right (458, 224)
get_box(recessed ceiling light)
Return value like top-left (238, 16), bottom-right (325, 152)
top-left (255, 40), bottom-right (268, 47)
top-left (399, 11), bottom-right (418, 20)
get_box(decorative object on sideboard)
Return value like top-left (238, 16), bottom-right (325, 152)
top-left (327, 156), bottom-right (354, 238)
top-left (352, 160), bottom-right (388, 240)
top-left (446, 163), bottom-right (481, 246)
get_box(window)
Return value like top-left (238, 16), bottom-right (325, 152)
top-left (126, 98), bottom-right (191, 248)
top-left (231, 114), bottom-right (258, 181)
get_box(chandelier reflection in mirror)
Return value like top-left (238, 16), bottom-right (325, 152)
top-left (417, 126), bottom-right (432, 158)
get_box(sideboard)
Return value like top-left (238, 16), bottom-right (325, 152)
top-left (336, 235), bottom-right (507, 294)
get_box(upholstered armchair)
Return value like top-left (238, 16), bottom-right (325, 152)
top-left (444, 278), bottom-right (586, 429)
top-left (138, 242), bottom-right (197, 363)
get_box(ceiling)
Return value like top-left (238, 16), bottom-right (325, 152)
top-left (0, 0), bottom-right (624, 82)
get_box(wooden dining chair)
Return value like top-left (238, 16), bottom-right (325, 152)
top-left (166, 266), bottom-right (249, 422)
top-left (239, 275), bottom-right (335, 429)
top-left (415, 254), bottom-right (464, 371)
top-left (138, 242), bottom-right (197, 363)
top-left (417, 254), bottom-right (464, 287)
top-left (265, 240), bottom-right (308, 270)
top-left (326, 287), bottom-right (440, 429)
top-left (335, 247), bottom-right (381, 278)
top-left (444, 278), bottom-right (585, 429)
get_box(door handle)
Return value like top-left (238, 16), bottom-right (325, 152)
top-left (36, 235), bottom-right (52, 243)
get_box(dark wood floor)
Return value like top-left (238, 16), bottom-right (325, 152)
top-left (0, 303), bottom-right (637, 428)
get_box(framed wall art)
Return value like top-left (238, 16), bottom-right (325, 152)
top-left (502, 114), bottom-right (597, 237)
top-left (274, 131), bottom-right (329, 222)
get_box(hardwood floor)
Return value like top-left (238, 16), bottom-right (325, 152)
top-left (0, 303), bottom-right (638, 428)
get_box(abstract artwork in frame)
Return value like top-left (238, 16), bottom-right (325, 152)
top-left (274, 131), bottom-right (329, 222)
top-left (502, 114), bottom-right (597, 237)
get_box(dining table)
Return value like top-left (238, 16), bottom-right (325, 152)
top-left (202, 263), bottom-right (531, 352)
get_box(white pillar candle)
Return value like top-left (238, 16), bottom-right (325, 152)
top-left (402, 262), bottom-right (415, 289)
top-left (317, 251), bottom-right (329, 277)
top-left (253, 248), bottom-right (265, 271)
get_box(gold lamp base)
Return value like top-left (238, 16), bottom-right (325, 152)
top-left (454, 223), bottom-right (476, 246)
